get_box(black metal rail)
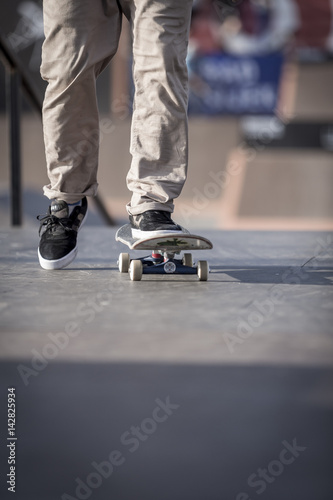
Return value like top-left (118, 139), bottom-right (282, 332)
top-left (0, 30), bottom-right (115, 226)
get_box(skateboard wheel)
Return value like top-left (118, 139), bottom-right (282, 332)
top-left (129, 259), bottom-right (143, 281)
top-left (182, 253), bottom-right (193, 267)
top-left (197, 260), bottom-right (209, 281)
top-left (119, 253), bottom-right (130, 273)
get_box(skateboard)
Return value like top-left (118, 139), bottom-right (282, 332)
top-left (115, 224), bottom-right (213, 281)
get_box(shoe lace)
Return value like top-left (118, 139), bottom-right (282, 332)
top-left (37, 213), bottom-right (73, 233)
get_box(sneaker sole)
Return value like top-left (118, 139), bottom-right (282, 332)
top-left (131, 228), bottom-right (186, 239)
top-left (37, 204), bottom-right (87, 270)
top-left (38, 246), bottom-right (78, 270)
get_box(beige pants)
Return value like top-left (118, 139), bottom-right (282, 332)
top-left (41, 0), bottom-right (193, 214)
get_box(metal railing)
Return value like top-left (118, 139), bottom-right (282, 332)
top-left (0, 31), bottom-right (115, 226)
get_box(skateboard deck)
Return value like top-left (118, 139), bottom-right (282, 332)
top-left (116, 224), bottom-right (213, 251)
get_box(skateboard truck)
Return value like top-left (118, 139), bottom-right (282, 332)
top-left (118, 250), bottom-right (209, 281)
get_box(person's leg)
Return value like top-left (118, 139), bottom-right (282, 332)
top-left (41, 0), bottom-right (122, 203)
top-left (125, 0), bottom-right (193, 218)
top-left (38, 0), bottom-right (121, 269)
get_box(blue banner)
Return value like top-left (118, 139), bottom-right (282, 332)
top-left (188, 52), bottom-right (284, 115)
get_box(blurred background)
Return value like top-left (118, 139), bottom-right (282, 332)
top-left (0, 0), bottom-right (332, 230)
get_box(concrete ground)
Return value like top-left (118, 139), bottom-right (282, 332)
top-left (0, 227), bottom-right (332, 500)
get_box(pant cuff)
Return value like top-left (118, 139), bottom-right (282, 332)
top-left (43, 184), bottom-right (98, 204)
top-left (126, 200), bottom-right (174, 216)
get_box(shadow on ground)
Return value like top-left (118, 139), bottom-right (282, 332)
top-left (0, 360), bottom-right (332, 500)
top-left (210, 266), bottom-right (333, 286)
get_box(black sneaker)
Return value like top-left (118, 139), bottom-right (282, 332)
top-left (129, 210), bottom-right (185, 239)
top-left (37, 197), bottom-right (88, 270)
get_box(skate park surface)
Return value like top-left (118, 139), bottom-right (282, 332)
top-left (0, 226), bottom-right (332, 500)
top-left (0, 64), bottom-right (333, 499)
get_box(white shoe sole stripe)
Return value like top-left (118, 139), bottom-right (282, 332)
top-left (38, 246), bottom-right (78, 270)
top-left (131, 228), bottom-right (185, 239)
